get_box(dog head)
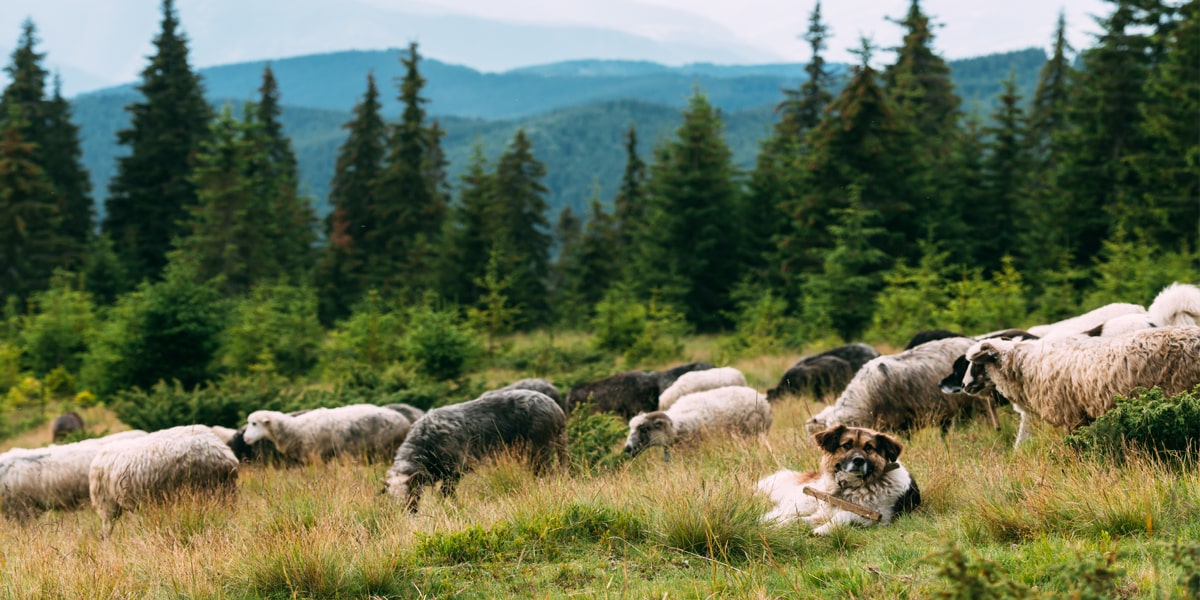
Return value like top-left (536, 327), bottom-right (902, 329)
top-left (812, 424), bottom-right (902, 488)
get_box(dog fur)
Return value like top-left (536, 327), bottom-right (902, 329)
top-left (756, 425), bottom-right (920, 535)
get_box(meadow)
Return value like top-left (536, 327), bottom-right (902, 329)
top-left (1, 339), bottom-right (1198, 600)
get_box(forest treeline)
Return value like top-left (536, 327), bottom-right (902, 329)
top-left (0, 0), bottom-right (1196, 406)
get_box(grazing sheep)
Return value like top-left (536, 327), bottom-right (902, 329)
top-left (383, 389), bottom-right (568, 511)
top-left (904, 329), bottom-right (965, 350)
top-left (89, 425), bottom-right (238, 537)
top-left (1084, 282), bottom-right (1200, 337)
top-left (382, 403), bottom-right (426, 423)
top-left (0, 430), bottom-right (147, 522)
top-left (483, 378), bottom-right (562, 409)
top-left (243, 404), bottom-right (411, 464)
top-left (210, 426), bottom-right (238, 444)
top-left (806, 337), bottom-right (979, 435)
top-left (964, 326), bottom-right (1200, 447)
top-left (224, 409), bottom-right (312, 465)
top-left (50, 411), bottom-right (85, 442)
top-left (565, 370), bottom-right (660, 419)
top-left (1027, 302), bottom-right (1146, 339)
top-left (625, 386), bottom-right (772, 460)
top-left (938, 329), bottom-right (1037, 410)
top-left (653, 362), bottom-right (716, 394)
top-left (767, 343), bottom-right (881, 402)
top-left (658, 367), bottom-right (747, 410)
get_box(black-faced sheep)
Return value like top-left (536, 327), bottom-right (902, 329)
top-left (89, 425), bottom-right (238, 537)
top-left (658, 367), bottom-right (747, 410)
top-left (766, 343), bottom-right (881, 402)
top-left (0, 430), bottom-right (147, 522)
top-left (964, 326), bottom-right (1200, 447)
top-left (383, 389), bottom-right (568, 511)
top-left (565, 370), bottom-right (660, 419)
top-left (243, 404), bottom-right (411, 464)
top-left (50, 411), bottom-right (85, 442)
top-left (904, 329), bottom-right (965, 350)
top-left (625, 386), bottom-right (772, 460)
top-left (653, 362), bottom-right (716, 394)
top-left (806, 337), bottom-right (980, 435)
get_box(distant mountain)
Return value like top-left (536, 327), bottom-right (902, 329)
top-left (72, 48), bottom-right (1047, 223)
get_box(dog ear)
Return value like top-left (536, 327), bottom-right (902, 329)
top-left (813, 424), bottom-right (847, 453)
top-left (873, 432), bottom-right (903, 463)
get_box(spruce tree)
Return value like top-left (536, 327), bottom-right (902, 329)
top-left (0, 107), bottom-right (63, 300)
top-left (253, 66), bottom-right (297, 179)
top-left (973, 75), bottom-right (1030, 269)
top-left (42, 75), bottom-right (94, 263)
top-left (1028, 11), bottom-right (1073, 161)
top-left (553, 196), bottom-right (620, 326)
top-left (884, 0), bottom-right (962, 141)
top-left (612, 124), bottom-right (646, 267)
top-left (369, 42), bottom-right (445, 296)
top-left (103, 0), bottom-right (212, 284)
top-left (633, 90), bottom-right (742, 331)
top-left (0, 19), bottom-right (48, 148)
top-left (439, 142), bottom-right (495, 306)
top-left (778, 0), bottom-right (835, 137)
top-left (490, 129), bottom-right (552, 326)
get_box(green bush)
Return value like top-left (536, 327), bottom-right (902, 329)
top-left (109, 373), bottom-right (295, 431)
top-left (927, 541), bottom-right (1124, 599)
top-left (217, 280), bottom-right (323, 378)
top-left (591, 288), bottom-right (687, 367)
top-left (80, 263), bottom-right (227, 399)
top-left (314, 290), bottom-right (407, 380)
top-left (18, 271), bottom-right (98, 376)
top-left (718, 282), bottom-right (799, 360)
top-left (565, 400), bottom-right (629, 475)
top-left (1065, 385), bottom-right (1200, 460)
top-left (403, 303), bottom-right (481, 381)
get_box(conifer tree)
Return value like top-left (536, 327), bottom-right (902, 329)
top-left (439, 142), bottom-right (495, 306)
top-left (633, 91), bottom-right (742, 331)
top-left (42, 75), bottom-right (94, 262)
top-left (253, 66), bottom-right (297, 179)
top-left (884, 0), bottom-right (961, 141)
top-left (0, 19), bottom-right (48, 148)
top-left (490, 129), bottom-right (552, 326)
top-left (612, 124), bottom-right (646, 267)
top-left (103, 0), bottom-right (212, 284)
top-left (1028, 11), bottom-right (1073, 161)
top-left (370, 42), bottom-right (445, 296)
top-left (778, 0), bottom-right (835, 137)
top-left (972, 75), bottom-right (1030, 270)
top-left (553, 196), bottom-right (620, 326)
top-left (0, 107), bottom-right (63, 300)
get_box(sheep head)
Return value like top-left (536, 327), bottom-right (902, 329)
top-left (242, 410), bottom-right (281, 445)
top-left (624, 412), bottom-right (676, 458)
top-left (963, 340), bottom-right (1011, 395)
top-left (382, 465), bottom-right (425, 512)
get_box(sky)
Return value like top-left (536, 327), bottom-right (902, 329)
top-left (1, 0), bottom-right (1110, 95)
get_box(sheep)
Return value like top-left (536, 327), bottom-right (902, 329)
top-left (50, 411), bottom-right (85, 442)
top-left (904, 329), bottom-right (965, 350)
top-left (565, 370), bottom-right (661, 419)
top-left (0, 430), bottom-right (148, 522)
top-left (653, 362), bottom-right (716, 394)
top-left (382, 403), bottom-right (426, 423)
top-left (658, 367), bottom-right (747, 410)
top-left (243, 404), bottom-right (411, 464)
top-left (766, 343), bottom-right (881, 402)
top-left (1027, 302), bottom-right (1146, 339)
top-left (964, 326), bottom-right (1200, 447)
top-left (482, 378), bottom-right (562, 409)
top-left (1084, 282), bottom-right (1200, 337)
top-left (224, 408), bottom-right (312, 465)
top-left (625, 386), bottom-right (772, 460)
top-left (806, 337), bottom-right (980, 435)
top-left (89, 425), bottom-right (239, 537)
top-left (383, 389), bottom-right (568, 511)
top-left (938, 329), bottom-right (1038, 428)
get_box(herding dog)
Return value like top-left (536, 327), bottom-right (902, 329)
top-left (756, 424), bottom-right (920, 535)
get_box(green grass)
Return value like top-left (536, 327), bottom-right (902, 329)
top-left (2, 357), bottom-right (1199, 598)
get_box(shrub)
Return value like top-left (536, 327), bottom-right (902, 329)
top-left (565, 400), bottom-right (628, 475)
top-left (927, 541), bottom-right (1124, 599)
top-left (937, 257), bottom-right (1027, 334)
top-left (1065, 385), bottom-right (1200, 460)
top-left (867, 245), bottom-right (952, 346)
top-left (591, 288), bottom-right (687, 367)
top-left (18, 271), bottom-right (98, 376)
top-left (109, 373), bottom-right (294, 431)
top-left (718, 283), bottom-right (799, 360)
top-left (314, 290), bottom-right (406, 380)
top-left (403, 303), bottom-right (481, 381)
top-left (217, 280), bottom-right (323, 378)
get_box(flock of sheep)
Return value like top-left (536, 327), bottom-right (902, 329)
top-left (1, 282), bottom-right (1197, 536)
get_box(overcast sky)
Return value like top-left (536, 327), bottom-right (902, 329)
top-left (2, 0), bottom-right (1110, 94)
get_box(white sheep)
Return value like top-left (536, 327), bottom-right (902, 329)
top-left (89, 426), bottom-right (239, 537)
top-left (0, 430), bottom-right (147, 522)
top-left (805, 337), bottom-right (979, 435)
top-left (625, 386), bottom-right (772, 460)
top-left (1027, 302), bottom-right (1146, 339)
top-left (243, 404), bottom-right (411, 464)
top-left (964, 326), bottom-right (1200, 447)
top-left (1086, 282), bottom-right (1200, 336)
top-left (658, 366), bottom-right (746, 410)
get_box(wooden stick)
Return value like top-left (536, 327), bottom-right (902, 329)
top-left (802, 487), bottom-right (883, 521)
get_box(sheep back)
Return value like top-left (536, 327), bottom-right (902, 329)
top-left (653, 362), bottom-right (716, 394)
top-left (565, 371), bottom-right (660, 419)
top-left (667, 386), bottom-right (773, 441)
top-left (483, 378), bottom-right (562, 410)
top-left (658, 367), bottom-right (747, 410)
top-left (51, 412), bottom-right (85, 442)
top-left (249, 404), bottom-right (411, 463)
top-left (767, 355), bottom-right (855, 401)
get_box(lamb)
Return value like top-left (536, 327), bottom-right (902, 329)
top-left (625, 386), bottom-right (772, 460)
top-left (658, 366), bottom-right (747, 410)
top-left (653, 362), bottom-right (716, 394)
top-left (243, 404), bottom-right (411, 464)
top-left (1027, 302), bottom-right (1146, 339)
top-left (964, 326), bottom-right (1200, 447)
top-left (806, 337), bottom-right (979, 435)
top-left (383, 389), bottom-right (568, 511)
top-left (1084, 282), bottom-right (1200, 337)
top-left (565, 370), bottom-right (661, 419)
top-left (50, 411), bottom-right (85, 442)
top-left (0, 430), bottom-right (147, 521)
top-left (89, 425), bottom-right (238, 537)
top-left (767, 343), bottom-right (881, 402)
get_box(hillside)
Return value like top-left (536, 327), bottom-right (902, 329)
top-left (73, 48), bottom-right (1046, 220)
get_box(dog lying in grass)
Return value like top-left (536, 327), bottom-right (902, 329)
top-left (756, 424), bottom-right (921, 535)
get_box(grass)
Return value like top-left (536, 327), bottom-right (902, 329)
top-left (2, 354), bottom-right (1199, 598)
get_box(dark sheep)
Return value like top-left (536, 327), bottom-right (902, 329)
top-left (904, 330), bottom-right (966, 350)
top-left (383, 389), bottom-right (568, 511)
top-left (652, 362), bottom-right (716, 394)
top-left (565, 370), bottom-right (661, 419)
top-left (766, 343), bottom-right (881, 401)
top-left (51, 412), bottom-right (85, 442)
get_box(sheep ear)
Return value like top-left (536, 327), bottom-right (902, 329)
top-left (873, 432), bottom-right (903, 463)
top-left (968, 342), bottom-right (1000, 364)
top-left (813, 424), bottom-right (847, 453)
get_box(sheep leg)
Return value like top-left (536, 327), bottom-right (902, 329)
top-left (1012, 405), bottom-right (1031, 449)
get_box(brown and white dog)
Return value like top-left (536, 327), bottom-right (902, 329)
top-left (756, 424), bottom-right (920, 535)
